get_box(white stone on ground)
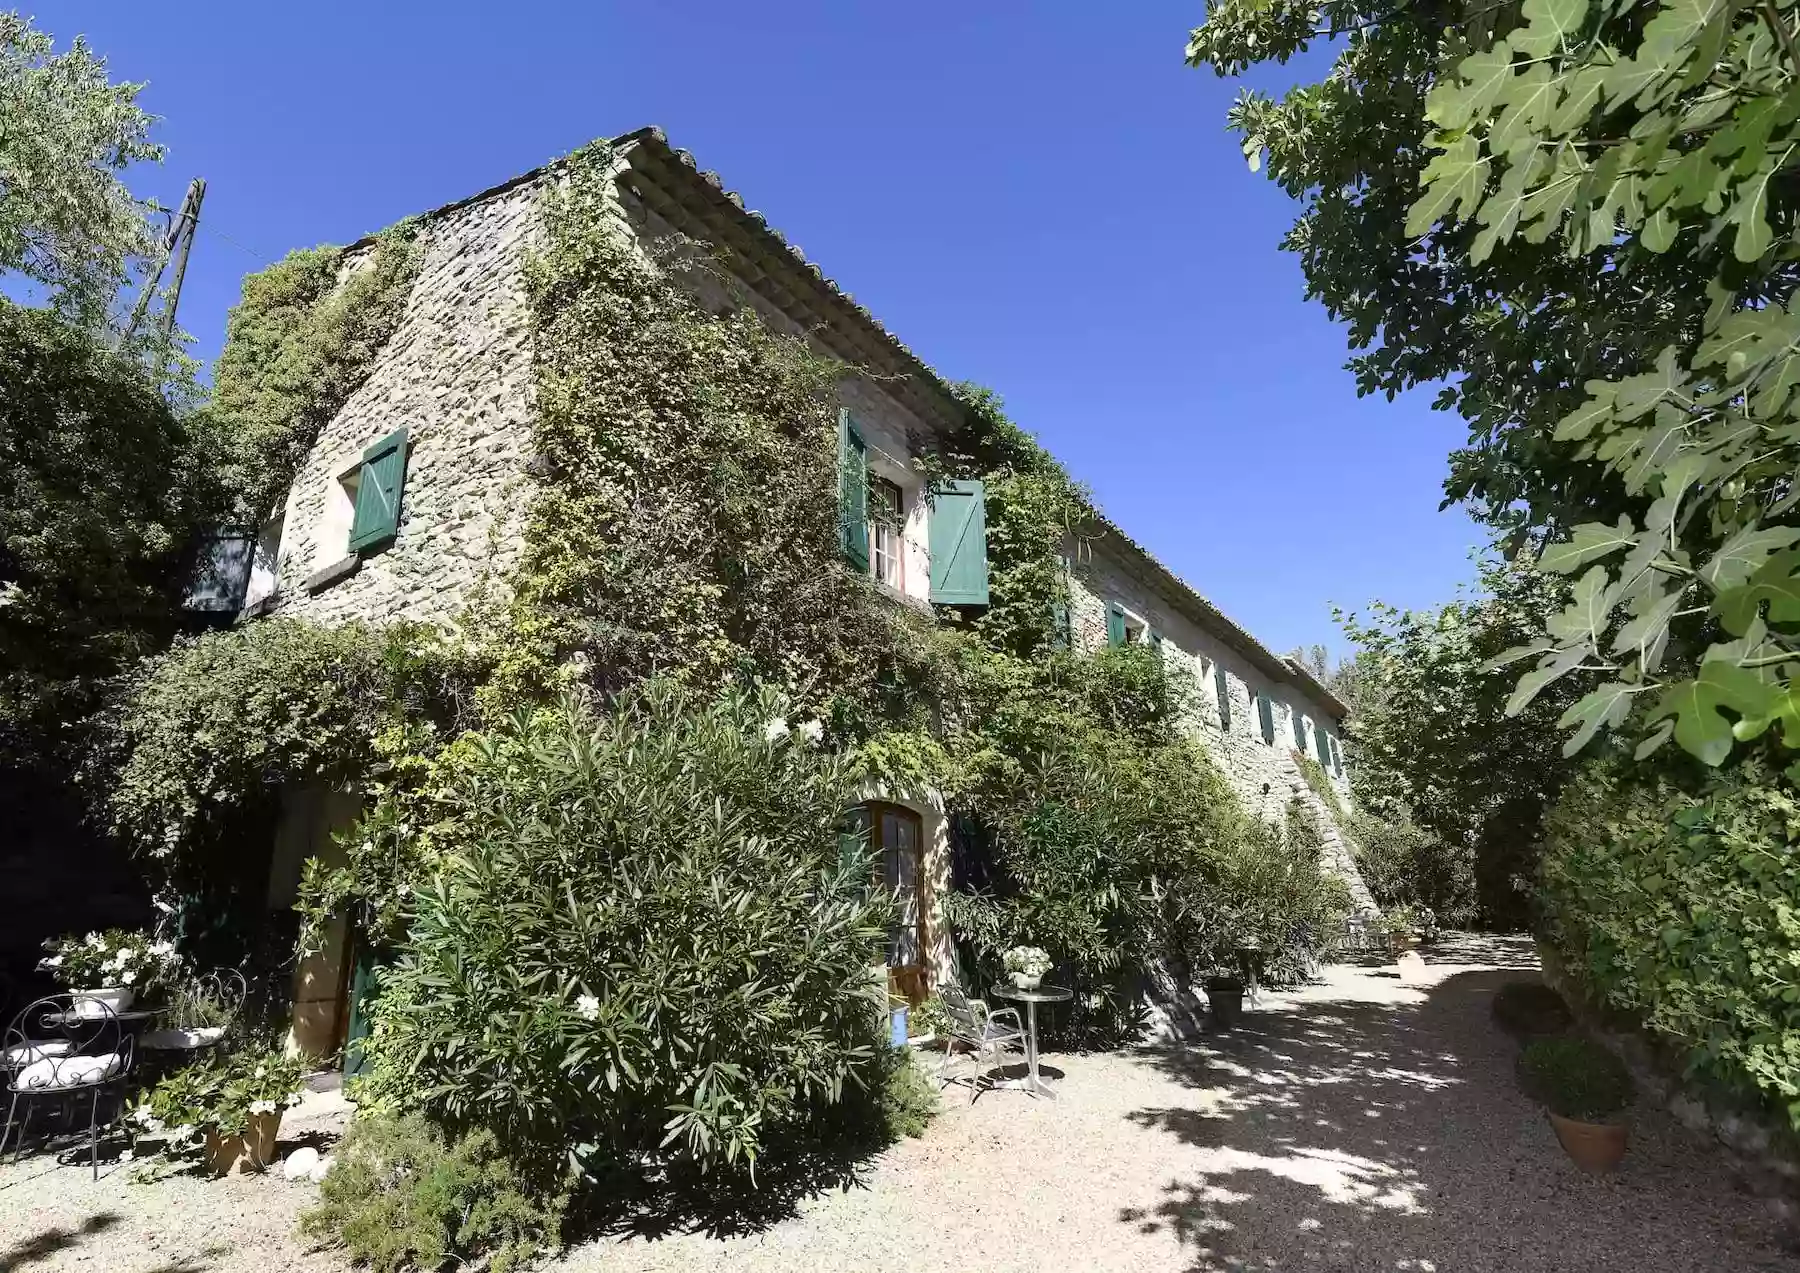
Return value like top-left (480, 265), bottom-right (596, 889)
top-left (281, 1147), bottom-right (319, 1181)
top-left (1, 937), bottom-right (1794, 1272)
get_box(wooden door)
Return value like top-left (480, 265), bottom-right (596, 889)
top-left (869, 802), bottom-right (928, 1005)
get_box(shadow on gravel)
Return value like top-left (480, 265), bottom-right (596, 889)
top-left (0, 1210), bottom-right (120, 1272)
top-left (1120, 957), bottom-right (1798, 1273)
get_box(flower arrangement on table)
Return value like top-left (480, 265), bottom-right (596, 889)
top-left (1002, 946), bottom-right (1052, 990)
top-left (135, 1046), bottom-right (307, 1173)
top-left (38, 929), bottom-right (181, 1010)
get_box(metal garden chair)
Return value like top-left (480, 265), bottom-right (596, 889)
top-left (0, 994), bottom-right (136, 1178)
top-left (936, 982), bottom-right (1026, 1103)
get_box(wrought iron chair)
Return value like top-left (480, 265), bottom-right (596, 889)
top-left (0, 994), bottom-right (136, 1178)
top-left (936, 983), bottom-right (1026, 1103)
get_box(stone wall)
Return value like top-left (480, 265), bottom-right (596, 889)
top-left (258, 183), bottom-right (540, 628)
top-left (1069, 538), bottom-right (1376, 916)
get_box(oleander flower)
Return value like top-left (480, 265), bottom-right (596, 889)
top-left (797, 719), bottom-right (824, 744)
top-left (762, 718), bottom-right (790, 743)
top-left (575, 993), bottom-right (601, 1021)
top-left (249, 1099), bottom-right (276, 1115)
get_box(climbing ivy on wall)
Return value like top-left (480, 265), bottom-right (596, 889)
top-left (206, 222), bottom-right (423, 522)
top-left (486, 143), bottom-right (942, 735)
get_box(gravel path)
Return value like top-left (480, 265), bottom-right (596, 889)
top-left (4, 938), bottom-right (1795, 1272)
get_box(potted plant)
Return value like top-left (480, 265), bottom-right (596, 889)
top-left (1519, 1036), bottom-right (1634, 1172)
top-left (139, 974), bottom-right (240, 1051)
top-left (137, 1046), bottom-right (307, 1176)
top-left (1375, 906), bottom-right (1420, 956)
top-left (909, 993), bottom-right (952, 1046)
top-left (38, 929), bottom-right (180, 1017)
top-left (1003, 946), bottom-right (1051, 990)
top-left (1205, 973), bottom-right (1246, 1028)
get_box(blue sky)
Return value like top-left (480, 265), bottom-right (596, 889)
top-left (60, 0), bottom-right (1482, 660)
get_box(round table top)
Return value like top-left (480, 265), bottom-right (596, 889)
top-left (992, 983), bottom-right (1073, 1003)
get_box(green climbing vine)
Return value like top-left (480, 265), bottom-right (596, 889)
top-left (207, 221), bottom-right (423, 521)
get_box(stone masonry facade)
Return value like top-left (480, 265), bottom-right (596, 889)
top-left (249, 184), bottom-right (541, 628)
top-left (240, 128), bottom-right (1377, 945)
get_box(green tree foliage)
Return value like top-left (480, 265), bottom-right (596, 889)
top-left (1191, 0), bottom-right (1800, 768)
top-left (1542, 749), bottom-right (1800, 1125)
top-left (359, 680), bottom-right (895, 1180)
top-left (0, 12), bottom-right (162, 326)
top-left (0, 300), bottom-right (220, 752)
top-left (1338, 560), bottom-right (1575, 926)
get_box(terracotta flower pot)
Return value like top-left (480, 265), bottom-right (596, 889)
top-left (203, 1110), bottom-right (282, 1176)
top-left (1549, 1111), bottom-right (1628, 1172)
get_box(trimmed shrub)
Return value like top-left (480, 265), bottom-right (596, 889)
top-left (298, 1112), bottom-right (564, 1273)
top-left (360, 680), bottom-right (893, 1179)
top-left (873, 1045), bottom-right (939, 1141)
top-left (1519, 1037), bottom-right (1633, 1122)
top-left (1541, 751), bottom-right (1800, 1128)
top-left (1492, 981), bottom-right (1573, 1040)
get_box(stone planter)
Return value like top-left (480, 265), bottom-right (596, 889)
top-left (203, 1110), bottom-right (282, 1177)
top-left (1008, 972), bottom-right (1044, 991)
top-left (1549, 1112), bottom-right (1628, 1173)
top-left (73, 987), bottom-right (134, 1019)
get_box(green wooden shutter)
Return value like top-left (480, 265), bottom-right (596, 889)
top-left (1050, 598), bottom-right (1071, 649)
top-left (348, 427), bottom-right (408, 552)
top-left (1148, 627), bottom-right (1164, 651)
top-left (1316, 725), bottom-right (1332, 768)
top-left (1106, 601), bottom-right (1127, 646)
top-left (1328, 733), bottom-right (1343, 775)
top-left (1215, 664), bottom-right (1231, 730)
top-left (839, 409), bottom-right (869, 571)
top-left (1292, 708), bottom-right (1306, 751)
top-left (1257, 693), bottom-right (1275, 745)
top-left (343, 943), bottom-right (390, 1077)
top-left (928, 479), bottom-right (990, 605)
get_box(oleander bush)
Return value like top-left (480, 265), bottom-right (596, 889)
top-left (357, 679), bottom-right (896, 1182)
top-left (1541, 750), bottom-right (1800, 1129)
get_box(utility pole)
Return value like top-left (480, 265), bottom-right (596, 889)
top-left (121, 176), bottom-right (206, 347)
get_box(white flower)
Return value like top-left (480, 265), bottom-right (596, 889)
top-left (763, 718), bottom-right (790, 743)
top-left (118, 969), bottom-right (136, 985)
top-left (254, 1064), bottom-right (267, 1078)
top-left (575, 994), bottom-right (601, 1021)
top-left (249, 1099), bottom-right (276, 1116)
top-left (85, 933), bottom-right (104, 949)
top-left (42, 955), bottom-right (62, 968)
top-left (149, 940), bottom-right (176, 958)
top-left (797, 719), bottom-right (824, 745)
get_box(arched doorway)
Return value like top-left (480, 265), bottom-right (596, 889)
top-left (853, 801), bottom-right (928, 1004)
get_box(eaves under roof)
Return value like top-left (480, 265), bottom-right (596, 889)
top-left (343, 126), bottom-right (1347, 722)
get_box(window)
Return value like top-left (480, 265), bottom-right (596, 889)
top-left (346, 427), bottom-right (408, 554)
top-left (869, 474), bottom-right (905, 590)
top-left (1106, 601), bottom-right (1149, 647)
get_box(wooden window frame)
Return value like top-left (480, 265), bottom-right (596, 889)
top-left (869, 474), bottom-right (906, 591)
top-left (865, 800), bottom-right (929, 1005)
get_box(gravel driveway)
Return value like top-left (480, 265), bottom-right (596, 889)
top-left (4, 937), bottom-right (1794, 1272)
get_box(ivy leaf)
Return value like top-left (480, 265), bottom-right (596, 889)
top-left (1539, 515), bottom-right (1637, 573)
top-left (1727, 161), bottom-right (1778, 261)
top-left (1698, 524), bottom-right (1800, 590)
top-left (1484, 637), bottom-right (1556, 670)
top-left (1512, 0), bottom-right (1591, 55)
top-left (1407, 136), bottom-right (1493, 236)
top-left (1634, 717), bottom-right (1676, 759)
top-left (1714, 547), bottom-right (1800, 634)
top-left (1505, 643), bottom-right (1590, 716)
top-left (1647, 655), bottom-right (1780, 764)
top-left (1558, 680), bottom-right (1636, 754)
top-left (1556, 382), bottom-right (1619, 440)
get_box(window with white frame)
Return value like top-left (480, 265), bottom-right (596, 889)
top-left (869, 474), bottom-right (905, 590)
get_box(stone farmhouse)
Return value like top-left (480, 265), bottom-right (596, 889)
top-left (206, 127), bottom-right (1374, 1056)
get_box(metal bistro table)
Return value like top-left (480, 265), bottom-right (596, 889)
top-left (990, 983), bottom-right (1072, 1098)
